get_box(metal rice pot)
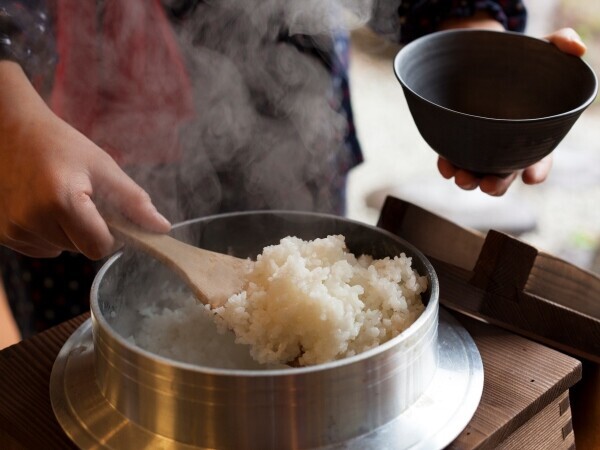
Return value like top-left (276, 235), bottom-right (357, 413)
top-left (90, 211), bottom-right (440, 449)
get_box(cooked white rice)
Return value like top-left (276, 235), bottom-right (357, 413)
top-left (124, 294), bottom-right (274, 369)
top-left (116, 234), bottom-right (427, 368)
top-left (212, 235), bottom-right (427, 366)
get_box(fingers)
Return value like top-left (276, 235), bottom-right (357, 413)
top-left (454, 170), bottom-right (481, 190)
top-left (439, 157), bottom-right (478, 189)
top-left (521, 156), bottom-right (553, 185)
top-left (437, 157), bottom-right (519, 195)
top-left (437, 157), bottom-right (457, 179)
top-left (1, 151), bottom-right (169, 260)
top-left (3, 244), bottom-right (62, 259)
top-left (57, 159), bottom-right (172, 261)
top-left (1, 230), bottom-right (64, 258)
top-left (454, 169), bottom-right (519, 195)
top-left (0, 202), bottom-right (80, 258)
top-left (92, 159), bottom-right (171, 234)
top-left (545, 28), bottom-right (587, 57)
top-left (478, 172), bottom-right (519, 196)
top-left (3, 216), bottom-right (78, 252)
top-left (0, 72), bottom-right (170, 261)
top-left (54, 183), bottom-right (117, 260)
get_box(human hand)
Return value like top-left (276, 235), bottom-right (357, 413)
top-left (0, 61), bottom-right (171, 259)
top-left (438, 28), bottom-right (587, 195)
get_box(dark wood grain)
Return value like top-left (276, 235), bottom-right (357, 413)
top-left (378, 196), bottom-right (485, 272)
top-left (495, 392), bottom-right (574, 450)
top-left (0, 311), bottom-right (581, 450)
top-left (0, 196), bottom-right (592, 449)
top-left (529, 252), bottom-right (600, 318)
top-left (451, 316), bottom-right (581, 449)
top-left (378, 196), bottom-right (600, 363)
top-left (0, 314), bottom-right (87, 450)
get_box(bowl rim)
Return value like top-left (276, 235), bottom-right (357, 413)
top-left (90, 209), bottom-right (440, 378)
top-left (393, 28), bottom-right (599, 123)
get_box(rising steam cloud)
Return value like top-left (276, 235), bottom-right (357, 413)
top-left (137, 0), bottom-right (375, 221)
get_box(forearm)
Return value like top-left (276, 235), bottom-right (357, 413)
top-left (369, 0), bottom-right (527, 44)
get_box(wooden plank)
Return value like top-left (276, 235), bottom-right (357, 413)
top-left (432, 257), bottom-right (600, 363)
top-left (470, 231), bottom-right (600, 360)
top-left (0, 312), bottom-right (582, 450)
top-left (0, 314), bottom-right (86, 450)
top-left (377, 195), bottom-right (485, 271)
top-left (469, 230), bottom-right (538, 297)
top-left (495, 391), bottom-right (574, 450)
top-left (528, 252), bottom-right (600, 318)
top-left (449, 316), bottom-right (581, 449)
top-left (377, 196), bottom-right (600, 363)
top-left (570, 361), bottom-right (600, 450)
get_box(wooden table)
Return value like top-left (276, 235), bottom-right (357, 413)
top-left (0, 310), bottom-right (581, 450)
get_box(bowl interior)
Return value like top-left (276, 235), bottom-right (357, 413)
top-left (396, 30), bottom-right (597, 120)
top-left (96, 211), bottom-right (438, 367)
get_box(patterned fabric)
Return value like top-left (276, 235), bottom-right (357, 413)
top-left (0, 0), bottom-right (56, 94)
top-left (1, 250), bottom-right (99, 337)
top-left (0, 0), bottom-right (528, 336)
top-left (50, 0), bottom-right (195, 166)
top-left (397, 0), bottom-right (526, 38)
top-left (370, 0), bottom-right (526, 41)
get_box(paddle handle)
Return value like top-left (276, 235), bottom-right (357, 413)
top-left (105, 216), bottom-right (252, 308)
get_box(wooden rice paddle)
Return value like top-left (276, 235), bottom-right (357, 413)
top-left (106, 217), bottom-right (253, 309)
top-left (107, 217), bottom-right (307, 367)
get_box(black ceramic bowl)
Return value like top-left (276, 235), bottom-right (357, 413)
top-left (394, 29), bottom-right (598, 175)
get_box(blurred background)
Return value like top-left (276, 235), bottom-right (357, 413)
top-left (346, 0), bottom-right (600, 273)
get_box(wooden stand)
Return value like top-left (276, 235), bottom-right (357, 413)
top-left (0, 312), bottom-right (582, 449)
top-left (378, 196), bottom-right (600, 448)
top-left (0, 196), bottom-right (596, 449)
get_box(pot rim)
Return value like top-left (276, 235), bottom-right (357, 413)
top-left (90, 209), bottom-right (440, 377)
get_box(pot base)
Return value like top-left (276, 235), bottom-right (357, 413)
top-left (51, 308), bottom-right (483, 450)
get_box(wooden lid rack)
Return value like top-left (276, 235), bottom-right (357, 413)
top-left (377, 196), bottom-right (600, 363)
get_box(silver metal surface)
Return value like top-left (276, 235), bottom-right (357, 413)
top-left (84, 212), bottom-right (442, 449)
top-left (51, 308), bottom-right (482, 450)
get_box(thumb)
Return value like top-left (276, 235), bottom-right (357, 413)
top-left (92, 159), bottom-right (172, 233)
top-left (545, 28), bottom-right (587, 57)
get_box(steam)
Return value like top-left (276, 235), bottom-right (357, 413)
top-left (156, 0), bottom-right (373, 219)
top-left (98, 0), bottom-right (373, 336)
top-left (284, 0), bottom-right (374, 35)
